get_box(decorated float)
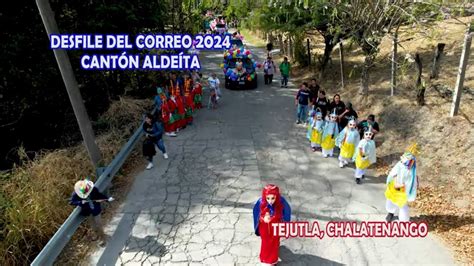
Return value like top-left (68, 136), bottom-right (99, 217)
top-left (220, 47), bottom-right (261, 89)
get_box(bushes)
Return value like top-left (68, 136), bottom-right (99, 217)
top-left (0, 98), bottom-right (150, 265)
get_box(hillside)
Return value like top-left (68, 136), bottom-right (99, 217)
top-left (289, 16), bottom-right (474, 263)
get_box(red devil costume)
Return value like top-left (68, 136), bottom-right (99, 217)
top-left (253, 184), bottom-right (291, 264)
top-left (183, 77), bottom-right (195, 125)
top-left (169, 80), bottom-right (186, 130)
top-left (193, 82), bottom-right (203, 109)
top-left (166, 88), bottom-right (178, 133)
top-left (158, 90), bottom-right (174, 133)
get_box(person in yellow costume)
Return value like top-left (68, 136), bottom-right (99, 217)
top-left (385, 143), bottom-right (419, 222)
top-left (321, 109), bottom-right (339, 157)
top-left (336, 119), bottom-right (360, 168)
top-left (352, 126), bottom-right (376, 184)
top-left (310, 109), bottom-right (325, 152)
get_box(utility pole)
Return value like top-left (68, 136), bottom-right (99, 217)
top-left (450, 22), bottom-right (473, 117)
top-left (307, 38), bottom-right (311, 66)
top-left (36, 0), bottom-right (102, 167)
top-left (391, 31), bottom-right (398, 96)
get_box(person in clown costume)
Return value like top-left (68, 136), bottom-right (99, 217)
top-left (306, 109), bottom-right (316, 141)
top-left (336, 119), bottom-right (360, 168)
top-left (321, 109), bottom-right (340, 157)
top-left (253, 184), bottom-right (291, 265)
top-left (70, 178), bottom-right (114, 246)
top-left (352, 125), bottom-right (376, 184)
top-left (310, 108), bottom-right (325, 152)
top-left (183, 74), bottom-right (195, 125)
top-left (385, 144), bottom-right (419, 222)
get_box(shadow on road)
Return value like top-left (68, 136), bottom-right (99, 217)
top-left (121, 235), bottom-right (167, 258)
top-left (279, 246), bottom-right (345, 266)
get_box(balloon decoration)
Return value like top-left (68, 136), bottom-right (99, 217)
top-left (221, 47), bottom-right (258, 82)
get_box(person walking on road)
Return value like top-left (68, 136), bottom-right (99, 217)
top-left (321, 109), bottom-right (340, 158)
top-left (143, 113), bottom-right (168, 170)
top-left (206, 73), bottom-right (221, 109)
top-left (263, 57), bottom-right (276, 85)
top-left (279, 57), bottom-right (291, 88)
top-left (336, 119), bottom-right (360, 168)
top-left (353, 126), bottom-right (377, 184)
top-left (385, 144), bottom-right (419, 222)
top-left (253, 184), bottom-right (291, 265)
top-left (295, 82), bottom-right (311, 125)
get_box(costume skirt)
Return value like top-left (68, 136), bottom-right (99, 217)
top-left (385, 181), bottom-right (408, 208)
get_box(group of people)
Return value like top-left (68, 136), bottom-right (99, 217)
top-left (294, 80), bottom-right (418, 223)
top-left (142, 71), bottom-right (208, 170)
top-left (295, 80), bottom-right (381, 184)
top-left (143, 70), bottom-right (223, 170)
top-left (262, 56), bottom-right (291, 88)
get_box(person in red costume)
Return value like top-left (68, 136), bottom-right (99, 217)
top-left (172, 85), bottom-right (186, 130)
top-left (167, 86), bottom-right (179, 135)
top-left (157, 87), bottom-right (176, 137)
top-left (192, 81), bottom-right (203, 109)
top-left (253, 184), bottom-right (291, 265)
top-left (183, 75), bottom-right (195, 125)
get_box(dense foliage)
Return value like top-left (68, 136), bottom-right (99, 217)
top-left (0, 0), bottom-right (214, 170)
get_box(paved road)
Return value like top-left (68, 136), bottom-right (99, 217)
top-left (89, 46), bottom-right (455, 265)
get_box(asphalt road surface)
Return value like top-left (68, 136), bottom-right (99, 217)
top-left (88, 45), bottom-right (454, 265)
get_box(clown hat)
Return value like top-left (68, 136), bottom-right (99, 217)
top-left (365, 124), bottom-right (373, 133)
top-left (406, 143), bottom-right (419, 156)
top-left (400, 143), bottom-right (420, 163)
top-left (74, 179), bottom-right (94, 199)
top-left (330, 108), bottom-right (338, 118)
top-left (314, 107), bottom-right (322, 118)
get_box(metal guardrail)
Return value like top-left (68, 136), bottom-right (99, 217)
top-left (31, 119), bottom-right (146, 266)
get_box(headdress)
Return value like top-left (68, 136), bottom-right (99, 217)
top-left (260, 184), bottom-right (283, 216)
top-left (401, 143), bottom-right (419, 164)
top-left (315, 107), bottom-right (322, 118)
top-left (74, 178), bottom-right (94, 199)
top-left (400, 143), bottom-right (419, 201)
top-left (157, 87), bottom-right (163, 95)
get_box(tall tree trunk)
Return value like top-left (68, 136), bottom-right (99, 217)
top-left (339, 41), bottom-right (345, 89)
top-left (287, 35), bottom-right (292, 59)
top-left (278, 34), bottom-right (284, 53)
top-left (391, 32), bottom-right (398, 96)
top-left (319, 34), bottom-right (335, 79)
top-left (415, 53), bottom-right (425, 106)
top-left (430, 43), bottom-right (445, 80)
top-left (359, 54), bottom-right (375, 95)
top-left (268, 33), bottom-right (274, 44)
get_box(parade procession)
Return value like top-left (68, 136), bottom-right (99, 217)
top-left (3, 2), bottom-right (473, 266)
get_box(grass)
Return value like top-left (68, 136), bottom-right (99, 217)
top-left (240, 28), bottom-right (267, 48)
top-left (0, 97), bottom-right (152, 265)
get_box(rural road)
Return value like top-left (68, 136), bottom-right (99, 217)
top-left (87, 43), bottom-right (455, 265)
